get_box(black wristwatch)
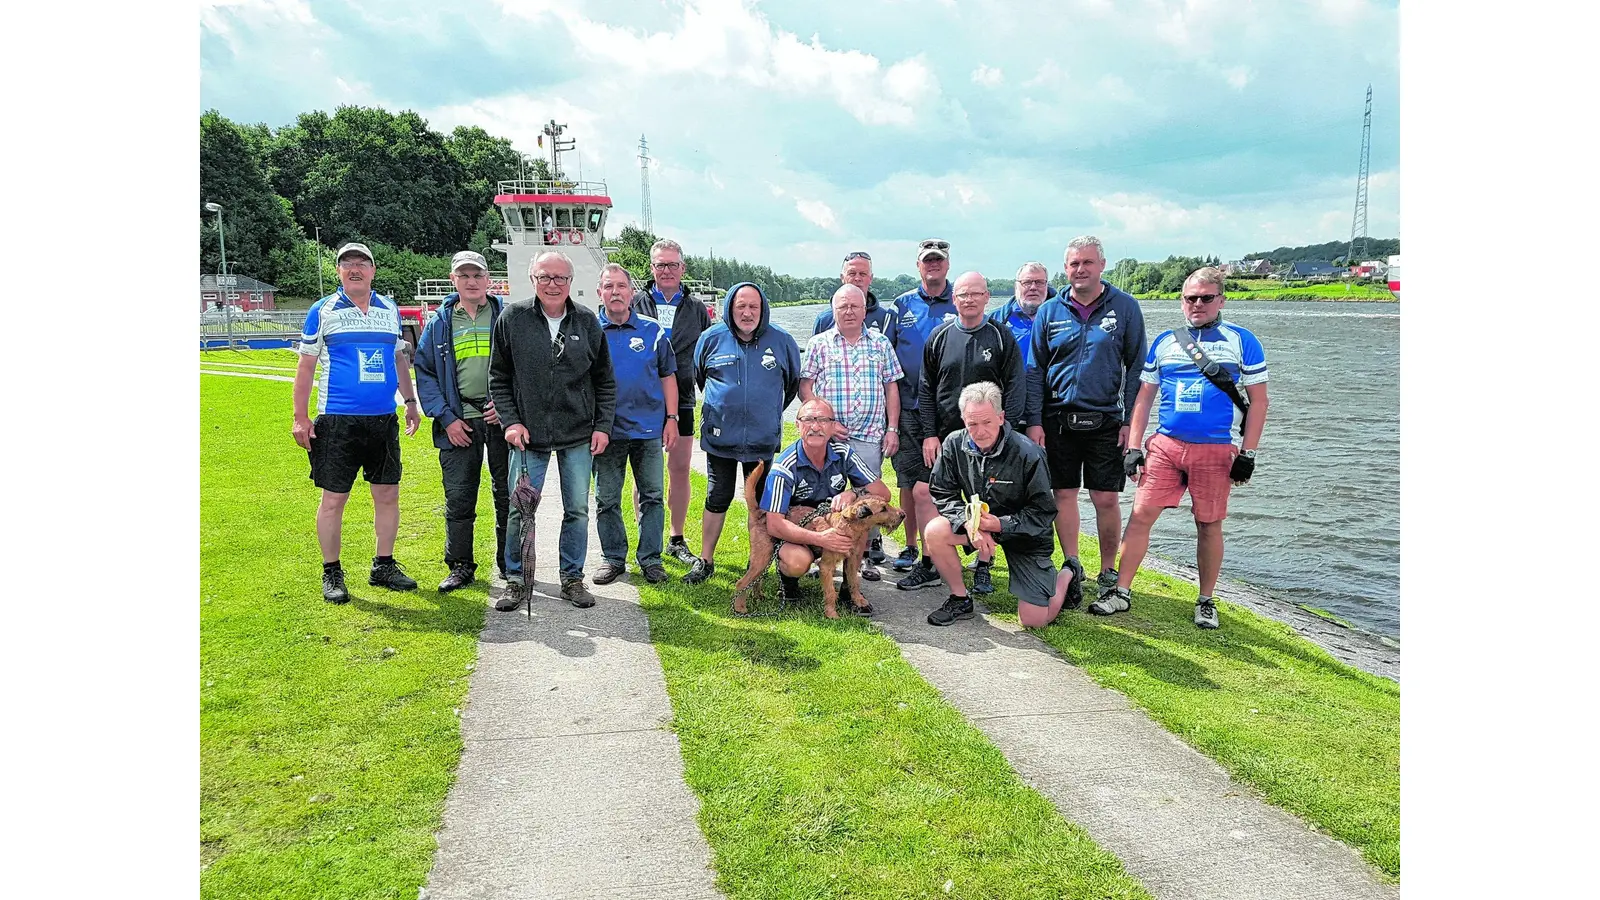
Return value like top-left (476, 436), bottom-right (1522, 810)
top-left (1240, 449), bottom-right (1256, 459)
top-left (666, 414), bottom-right (679, 420)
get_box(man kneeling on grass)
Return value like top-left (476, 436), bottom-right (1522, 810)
top-left (923, 381), bottom-right (1076, 627)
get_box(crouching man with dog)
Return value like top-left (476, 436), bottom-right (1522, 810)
top-left (731, 398), bottom-right (903, 618)
top-left (923, 382), bottom-right (1075, 628)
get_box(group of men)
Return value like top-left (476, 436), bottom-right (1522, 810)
top-left (290, 233), bottom-right (1269, 631)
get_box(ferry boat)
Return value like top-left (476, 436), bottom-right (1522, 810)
top-left (1386, 255), bottom-right (1400, 301)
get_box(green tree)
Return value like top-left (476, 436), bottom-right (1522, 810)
top-left (199, 110), bottom-right (300, 283)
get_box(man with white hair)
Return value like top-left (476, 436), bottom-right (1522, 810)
top-left (922, 382), bottom-right (1072, 628)
top-left (489, 250), bottom-right (617, 610)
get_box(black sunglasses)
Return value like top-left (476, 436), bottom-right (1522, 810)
top-left (919, 240), bottom-right (950, 251)
top-left (1182, 293), bottom-right (1220, 304)
top-left (842, 251), bottom-right (872, 263)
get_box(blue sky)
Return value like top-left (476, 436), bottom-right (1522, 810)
top-left (200, 0), bottom-right (1399, 276)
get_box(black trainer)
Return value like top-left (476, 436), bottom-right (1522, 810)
top-left (683, 557), bottom-right (714, 585)
top-left (562, 578), bottom-right (596, 608)
top-left (927, 594), bottom-right (974, 626)
top-left (322, 566), bottom-right (349, 604)
top-left (971, 562), bottom-right (995, 595)
top-left (860, 559), bottom-right (882, 582)
top-left (370, 557), bottom-right (418, 591)
top-left (665, 536), bottom-right (697, 566)
top-left (642, 564), bottom-right (670, 584)
top-left (780, 574), bottom-right (803, 607)
top-left (438, 563), bottom-right (476, 593)
top-left (1062, 557), bottom-right (1086, 610)
top-left (890, 547), bottom-right (920, 571)
top-left (494, 582), bottom-right (524, 612)
top-left (866, 536), bottom-right (887, 564)
top-left (895, 560), bottom-right (943, 591)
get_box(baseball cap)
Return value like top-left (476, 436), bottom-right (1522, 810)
top-left (917, 238), bottom-right (950, 262)
top-left (451, 250), bottom-right (488, 273)
top-left (335, 242), bottom-right (375, 264)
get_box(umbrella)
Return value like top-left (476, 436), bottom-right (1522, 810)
top-left (510, 473), bottom-right (542, 617)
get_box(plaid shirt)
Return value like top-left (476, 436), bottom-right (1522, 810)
top-left (801, 328), bottom-right (904, 443)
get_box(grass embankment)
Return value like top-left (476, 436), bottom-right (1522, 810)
top-left (1135, 280), bottom-right (1394, 301)
top-left (201, 357), bottom-right (485, 898)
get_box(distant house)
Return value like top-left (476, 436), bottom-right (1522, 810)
top-left (200, 274), bottom-right (278, 313)
top-left (1224, 259), bottom-right (1274, 276)
top-left (1284, 260), bottom-right (1343, 281)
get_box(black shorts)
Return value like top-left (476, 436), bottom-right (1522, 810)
top-left (1043, 412), bottom-right (1125, 492)
top-left (675, 377), bottom-right (696, 437)
top-left (308, 413), bottom-right (402, 493)
top-left (705, 453), bottom-right (771, 514)
top-left (889, 415), bottom-right (930, 484)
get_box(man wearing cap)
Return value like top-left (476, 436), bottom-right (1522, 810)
top-left (631, 239), bottom-right (713, 570)
top-left (888, 239), bottom-right (958, 584)
top-left (592, 263), bottom-right (678, 586)
top-left (1028, 235), bottom-right (1147, 613)
top-left (413, 250), bottom-right (509, 593)
top-left (292, 242), bottom-right (423, 603)
top-left (489, 250), bottom-right (617, 610)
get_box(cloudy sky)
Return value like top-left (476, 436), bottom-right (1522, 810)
top-left (200, 0), bottom-right (1399, 276)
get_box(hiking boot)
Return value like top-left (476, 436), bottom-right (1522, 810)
top-left (1089, 586), bottom-right (1131, 616)
top-left (642, 564), bottom-right (670, 584)
top-left (562, 577), bottom-right (596, 608)
top-left (1062, 557), bottom-right (1086, 610)
top-left (895, 560), bottom-right (943, 591)
top-left (438, 563), bottom-right (476, 593)
top-left (866, 536), bottom-right (887, 564)
top-left (321, 566), bottom-right (349, 604)
top-left (683, 557), bottom-right (715, 585)
top-left (860, 560), bottom-right (881, 582)
top-left (1195, 597), bottom-right (1220, 630)
top-left (927, 594), bottom-right (975, 626)
top-left (665, 536), bottom-right (697, 565)
top-left (970, 562), bottom-right (994, 595)
top-left (369, 558), bottom-right (418, 591)
top-left (1097, 568), bottom-right (1120, 600)
top-left (780, 575), bottom-right (804, 607)
top-left (494, 582), bottom-right (524, 612)
top-left (593, 562), bottom-right (625, 585)
top-left (891, 547), bottom-right (920, 571)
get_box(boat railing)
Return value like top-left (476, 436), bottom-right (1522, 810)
top-left (414, 274), bottom-right (512, 303)
top-left (497, 179), bottom-right (609, 196)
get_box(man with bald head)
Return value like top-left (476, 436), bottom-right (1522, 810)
top-left (755, 397), bottom-right (891, 613)
top-left (896, 270), bottom-right (1028, 595)
top-left (800, 283), bottom-right (904, 580)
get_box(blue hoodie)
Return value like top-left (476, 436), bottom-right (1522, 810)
top-left (892, 282), bottom-right (958, 412)
top-left (413, 291), bottom-right (505, 450)
top-left (693, 282), bottom-right (802, 460)
top-left (1027, 281), bottom-right (1147, 424)
top-left (986, 285), bottom-right (1057, 370)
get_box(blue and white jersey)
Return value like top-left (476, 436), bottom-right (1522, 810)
top-left (1142, 321), bottom-right (1268, 445)
top-left (598, 310), bottom-right (677, 440)
top-left (651, 284), bottom-right (685, 339)
top-left (297, 289), bottom-right (405, 416)
top-left (761, 439), bottom-right (877, 516)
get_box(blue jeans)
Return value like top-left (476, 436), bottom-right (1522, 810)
top-left (592, 437), bottom-right (665, 568)
top-left (504, 445), bottom-right (593, 583)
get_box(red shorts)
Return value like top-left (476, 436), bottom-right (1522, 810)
top-left (1136, 433), bottom-right (1237, 523)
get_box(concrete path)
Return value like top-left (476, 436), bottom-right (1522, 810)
top-left (423, 494), bottom-right (723, 900)
top-left (681, 447), bottom-right (1395, 900)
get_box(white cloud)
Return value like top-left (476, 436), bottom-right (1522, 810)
top-left (795, 198), bottom-right (840, 232)
top-left (1090, 191), bottom-right (1221, 235)
top-left (1223, 66), bottom-right (1252, 90)
top-left (971, 64), bottom-right (1004, 87)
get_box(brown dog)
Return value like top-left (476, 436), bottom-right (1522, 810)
top-left (730, 461), bottom-right (906, 619)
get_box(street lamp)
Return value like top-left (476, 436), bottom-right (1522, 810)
top-left (204, 201), bottom-right (228, 281)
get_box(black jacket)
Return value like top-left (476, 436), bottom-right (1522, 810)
top-left (917, 318), bottom-right (1028, 438)
top-left (930, 423), bottom-right (1057, 556)
top-left (631, 280), bottom-right (713, 400)
top-left (488, 297), bottom-right (616, 451)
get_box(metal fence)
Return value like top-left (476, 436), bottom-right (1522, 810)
top-left (200, 309), bottom-right (304, 350)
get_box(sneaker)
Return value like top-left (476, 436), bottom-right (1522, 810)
top-left (593, 562), bottom-right (625, 585)
top-left (890, 547), bottom-right (920, 571)
top-left (1088, 586), bottom-right (1131, 616)
top-left (1195, 598), bottom-right (1220, 630)
top-left (866, 536), bottom-right (887, 564)
top-left (642, 564), bottom-right (669, 584)
top-left (1062, 557), bottom-right (1086, 610)
top-left (438, 563), bottom-right (476, 593)
top-left (665, 536), bottom-right (697, 566)
top-left (494, 582), bottom-right (524, 612)
top-left (683, 557), bottom-right (714, 585)
top-left (369, 558), bottom-right (418, 591)
top-left (562, 578), bottom-right (596, 608)
top-left (895, 561), bottom-right (943, 591)
top-left (780, 575), bottom-right (803, 607)
top-left (322, 566), bottom-right (349, 604)
top-left (1097, 568), bottom-right (1120, 600)
top-left (971, 562), bottom-right (994, 595)
top-left (859, 560), bottom-right (881, 582)
top-left (927, 594), bottom-right (975, 626)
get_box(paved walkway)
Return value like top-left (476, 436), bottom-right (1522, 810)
top-left (682, 446), bottom-right (1396, 900)
top-left (423, 495), bottom-right (723, 900)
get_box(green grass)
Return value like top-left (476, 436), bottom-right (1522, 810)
top-left (201, 374), bottom-right (487, 898)
top-left (1135, 281), bottom-right (1394, 301)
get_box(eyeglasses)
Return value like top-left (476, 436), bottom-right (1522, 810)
top-left (651, 261), bottom-right (684, 271)
top-left (797, 416), bottom-right (837, 425)
top-left (337, 258), bottom-right (373, 268)
top-left (955, 290), bottom-right (991, 299)
top-left (535, 274), bottom-right (572, 285)
top-left (1181, 293), bottom-right (1221, 305)
top-left (919, 239), bottom-right (950, 251)
top-left (454, 270), bottom-right (489, 279)
top-left (1018, 278), bottom-right (1048, 288)
top-left (842, 251), bottom-right (872, 263)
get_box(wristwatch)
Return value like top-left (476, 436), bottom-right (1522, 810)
top-left (666, 414), bottom-right (679, 420)
top-left (1240, 449), bottom-right (1256, 458)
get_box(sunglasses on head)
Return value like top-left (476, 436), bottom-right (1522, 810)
top-left (842, 251), bottom-right (872, 263)
top-left (919, 240), bottom-right (950, 251)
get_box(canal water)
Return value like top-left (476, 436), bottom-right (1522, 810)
top-left (763, 299), bottom-right (1400, 638)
